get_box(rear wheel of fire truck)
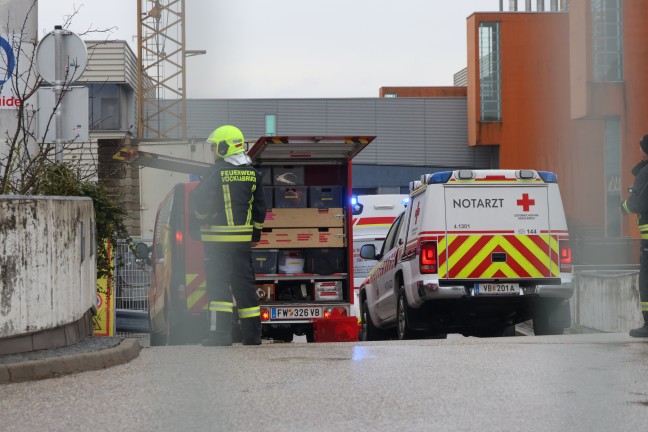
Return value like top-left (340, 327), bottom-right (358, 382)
top-left (149, 310), bottom-right (167, 346)
top-left (397, 287), bottom-right (426, 340)
top-left (163, 294), bottom-right (184, 345)
top-left (361, 300), bottom-right (389, 341)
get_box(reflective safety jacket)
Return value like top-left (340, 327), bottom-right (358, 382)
top-left (623, 160), bottom-right (648, 239)
top-left (192, 159), bottom-right (266, 243)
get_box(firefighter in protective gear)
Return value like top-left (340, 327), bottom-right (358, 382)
top-left (192, 125), bottom-right (266, 345)
top-left (622, 134), bottom-right (648, 338)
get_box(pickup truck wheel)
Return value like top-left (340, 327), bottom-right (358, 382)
top-left (397, 287), bottom-right (425, 340)
top-left (362, 300), bottom-right (388, 341)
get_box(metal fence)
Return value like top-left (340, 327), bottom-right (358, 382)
top-left (114, 240), bottom-right (152, 334)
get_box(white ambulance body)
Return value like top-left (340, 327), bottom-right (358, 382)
top-left (359, 169), bottom-right (574, 340)
top-left (350, 194), bottom-right (408, 322)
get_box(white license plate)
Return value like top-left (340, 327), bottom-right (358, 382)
top-left (475, 283), bottom-right (520, 295)
top-left (271, 307), bottom-right (323, 320)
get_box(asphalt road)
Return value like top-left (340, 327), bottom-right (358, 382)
top-left (2, 333), bottom-right (648, 432)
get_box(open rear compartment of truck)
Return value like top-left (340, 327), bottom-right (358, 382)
top-left (248, 136), bottom-right (374, 342)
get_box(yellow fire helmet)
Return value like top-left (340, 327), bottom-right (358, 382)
top-left (208, 125), bottom-right (246, 158)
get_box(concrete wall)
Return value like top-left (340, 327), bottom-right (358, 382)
top-left (571, 269), bottom-right (644, 332)
top-left (0, 196), bottom-right (96, 339)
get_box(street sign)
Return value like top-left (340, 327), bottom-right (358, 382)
top-left (37, 86), bottom-right (89, 143)
top-left (35, 29), bottom-right (87, 84)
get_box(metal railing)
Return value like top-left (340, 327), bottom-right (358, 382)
top-left (114, 240), bottom-right (152, 334)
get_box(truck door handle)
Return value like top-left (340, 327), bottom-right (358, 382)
top-left (491, 252), bottom-right (507, 262)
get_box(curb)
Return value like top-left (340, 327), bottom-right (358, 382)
top-left (0, 338), bottom-right (142, 385)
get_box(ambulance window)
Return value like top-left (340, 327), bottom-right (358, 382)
top-left (381, 213), bottom-right (404, 254)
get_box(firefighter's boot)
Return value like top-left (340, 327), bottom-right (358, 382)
top-left (201, 331), bottom-right (232, 346)
top-left (201, 311), bottom-right (233, 346)
top-left (241, 316), bottom-right (262, 345)
top-left (629, 314), bottom-right (648, 337)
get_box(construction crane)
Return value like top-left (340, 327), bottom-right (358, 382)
top-left (138, 0), bottom-right (201, 141)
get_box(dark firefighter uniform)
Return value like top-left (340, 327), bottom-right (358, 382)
top-left (193, 127), bottom-right (266, 346)
top-left (622, 135), bottom-right (648, 337)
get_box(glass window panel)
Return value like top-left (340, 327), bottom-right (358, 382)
top-left (478, 22), bottom-right (502, 122)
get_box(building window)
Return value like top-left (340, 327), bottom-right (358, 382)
top-left (265, 114), bottom-right (276, 136)
top-left (592, 0), bottom-right (623, 82)
top-left (605, 117), bottom-right (621, 237)
top-left (479, 22), bottom-right (502, 122)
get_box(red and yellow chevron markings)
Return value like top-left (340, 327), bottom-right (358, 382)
top-left (186, 273), bottom-right (208, 310)
top-left (437, 234), bottom-right (559, 279)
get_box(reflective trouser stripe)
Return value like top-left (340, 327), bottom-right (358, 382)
top-left (238, 306), bottom-right (260, 319)
top-left (209, 301), bottom-right (234, 313)
top-left (642, 302), bottom-right (648, 312)
top-left (201, 234), bottom-right (252, 242)
top-left (253, 221), bottom-right (264, 230)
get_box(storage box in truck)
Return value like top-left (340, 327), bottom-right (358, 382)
top-left (248, 136), bottom-right (374, 342)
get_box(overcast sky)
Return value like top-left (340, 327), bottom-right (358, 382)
top-left (38, 0), bottom-right (501, 99)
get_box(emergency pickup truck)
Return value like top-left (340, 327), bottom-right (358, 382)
top-left (359, 169), bottom-right (573, 340)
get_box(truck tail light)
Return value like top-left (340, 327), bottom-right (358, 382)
top-left (323, 307), bottom-right (348, 318)
top-left (175, 230), bottom-right (183, 245)
top-left (419, 241), bottom-right (438, 274)
top-left (260, 308), bottom-right (270, 321)
top-left (559, 239), bottom-right (572, 272)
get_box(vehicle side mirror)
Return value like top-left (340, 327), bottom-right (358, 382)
top-left (360, 244), bottom-right (377, 260)
top-left (134, 242), bottom-right (150, 259)
top-left (134, 242), bottom-right (152, 267)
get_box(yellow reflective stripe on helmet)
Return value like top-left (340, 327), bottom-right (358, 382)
top-left (238, 306), bottom-right (261, 319)
top-left (223, 184), bottom-right (234, 226)
top-left (622, 200), bottom-right (631, 214)
top-left (209, 301), bottom-right (234, 313)
top-left (642, 302), bottom-right (648, 312)
top-left (201, 234), bottom-right (253, 242)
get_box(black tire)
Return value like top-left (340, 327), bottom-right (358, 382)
top-left (474, 325), bottom-right (516, 338)
top-left (149, 313), bottom-right (167, 346)
top-left (361, 300), bottom-right (389, 341)
top-left (533, 300), bottom-right (569, 336)
top-left (397, 287), bottom-right (426, 340)
top-left (533, 317), bottom-right (564, 336)
top-left (274, 329), bottom-right (294, 343)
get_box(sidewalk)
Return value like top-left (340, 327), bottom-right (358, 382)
top-left (0, 336), bottom-right (142, 384)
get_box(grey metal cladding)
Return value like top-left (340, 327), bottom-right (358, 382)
top-left (228, 99), bottom-right (278, 139)
top-left (182, 97), bottom-right (490, 168)
top-left (368, 98), bottom-right (426, 166)
top-left (187, 100), bottom-right (228, 138)
top-left (277, 100), bottom-right (327, 135)
top-left (425, 98), bottom-right (472, 167)
top-left (326, 99), bottom-right (378, 163)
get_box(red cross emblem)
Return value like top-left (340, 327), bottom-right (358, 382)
top-left (517, 193), bottom-right (535, 212)
top-left (414, 202), bottom-right (421, 223)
